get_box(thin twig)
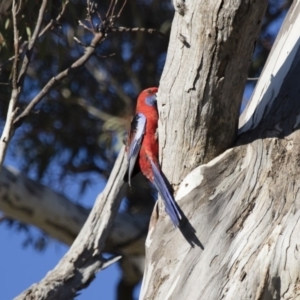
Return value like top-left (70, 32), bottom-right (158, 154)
top-left (13, 31), bottom-right (105, 126)
top-left (117, 0), bottom-right (127, 17)
top-left (73, 36), bottom-right (88, 47)
top-left (14, 0), bottom-right (131, 126)
top-left (96, 8), bottom-right (103, 24)
top-left (86, 0), bottom-right (96, 32)
top-left (12, 4), bottom-right (19, 91)
top-left (0, 0), bottom-right (69, 72)
top-left (0, 0), bottom-right (70, 169)
top-left (111, 26), bottom-right (166, 37)
top-left (106, 0), bottom-right (114, 18)
top-left (96, 52), bottom-right (115, 58)
top-left (39, 0), bottom-right (69, 36)
top-left (111, 0), bottom-right (118, 17)
top-left (17, 0), bottom-right (48, 85)
top-left (78, 20), bottom-right (94, 33)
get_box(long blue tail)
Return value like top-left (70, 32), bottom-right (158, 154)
top-left (150, 159), bottom-right (182, 227)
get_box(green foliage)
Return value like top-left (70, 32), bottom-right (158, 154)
top-left (0, 0), bottom-right (292, 207)
top-left (0, 0), bottom-right (172, 188)
top-left (0, 1), bottom-right (293, 298)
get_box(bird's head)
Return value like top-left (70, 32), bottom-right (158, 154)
top-left (137, 87), bottom-right (158, 108)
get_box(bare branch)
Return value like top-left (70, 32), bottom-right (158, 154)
top-left (38, 0), bottom-right (69, 37)
top-left (0, 0), bottom-right (51, 170)
top-left (0, 0), bottom-right (20, 170)
top-left (117, 0), bottom-right (127, 18)
top-left (13, 30), bottom-right (106, 126)
top-left (0, 1), bottom-right (69, 74)
top-left (0, 164), bottom-right (149, 298)
top-left (0, 165), bottom-right (148, 253)
top-left (17, 0), bottom-right (48, 86)
top-left (111, 26), bottom-right (166, 37)
top-left (96, 7), bottom-right (103, 24)
top-left (14, 0), bottom-right (130, 126)
top-left (78, 20), bottom-right (94, 33)
top-left (96, 52), bottom-right (115, 58)
top-left (15, 147), bottom-right (128, 300)
top-left (106, 0), bottom-right (114, 18)
top-left (86, 0), bottom-right (97, 32)
top-left (73, 36), bottom-right (88, 47)
top-left (111, 0), bottom-right (118, 17)
top-left (11, 0), bottom-right (19, 91)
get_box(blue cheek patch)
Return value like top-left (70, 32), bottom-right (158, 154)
top-left (145, 94), bottom-right (157, 106)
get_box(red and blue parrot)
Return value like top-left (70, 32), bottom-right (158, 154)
top-left (125, 87), bottom-right (182, 227)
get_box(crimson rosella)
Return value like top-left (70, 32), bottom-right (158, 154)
top-left (125, 87), bottom-right (182, 227)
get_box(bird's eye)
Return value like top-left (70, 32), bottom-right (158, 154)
top-left (145, 94), bottom-right (157, 107)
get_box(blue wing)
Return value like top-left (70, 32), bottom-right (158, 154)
top-left (149, 159), bottom-right (182, 227)
top-left (127, 113), bottom-right (146, 186)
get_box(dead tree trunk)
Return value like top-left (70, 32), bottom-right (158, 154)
top-left (140, 1), bottom-right (300, 300)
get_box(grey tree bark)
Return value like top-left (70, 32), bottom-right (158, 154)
top-left (14, 149), bottom-right (129, 299)
top-left (5, 0), bottom-right (300, 299)
top-left (0, 166), bottom-right (148, 253)
top-left (140, 1), bottom-right (300, 300)
top-left (159, 0), bottom-right (268, 185)
top-left (0, 165), bottom-right (148, 293)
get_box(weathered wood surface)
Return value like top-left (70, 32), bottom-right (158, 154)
top-left (159, 0), bottom-right (268, 185)
top-left (14, 147), bottom-right (128, 300)
top-left (142, 136), bottom-right (300, 299)
top-left (0, 165), bottom-right (151, 299)
top-left (0, 165), bottom-right (148, 254)
top-left (6, 0), bottom-right (300, 299)
top-left (0, 166), bottom-right (88, 245)
top-left (140, 1), bottom-right (300, 300)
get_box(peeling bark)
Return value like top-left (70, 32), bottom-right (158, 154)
top-left (159, 0), bottom-right (268, 185)
top-left (140, 1), bottom-right (300, 300)
top-left (5, 0), bottom-right (300, 299)
top-left (141, 136), bottom-right (300, 299)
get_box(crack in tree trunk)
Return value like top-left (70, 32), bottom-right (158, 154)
top-left (140, 1), bottom-right (300, 299)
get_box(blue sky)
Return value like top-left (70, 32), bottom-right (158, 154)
top-left (0, 227), bottom-right (119, 300)
top-left (1, 152), bottom-right (120, 300)
top-left (0, 6), bottom-right (287, 300)
top-left (0, 81), bottom-right (256, 300)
